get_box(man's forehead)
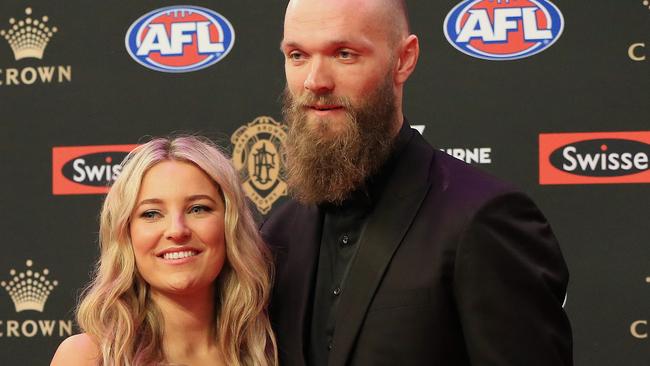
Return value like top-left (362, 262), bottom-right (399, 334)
top-left (283, 0), bottom-right (390, 46)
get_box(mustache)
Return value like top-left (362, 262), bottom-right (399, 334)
top-left (285, 89), bottom-right (353, 110)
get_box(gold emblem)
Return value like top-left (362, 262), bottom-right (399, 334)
top-left (0, 7), bottom-right (58, 60)
top-left (231, 116), bottom-right (288, 215)
top-left (1, 259), bottom-right (58, 313)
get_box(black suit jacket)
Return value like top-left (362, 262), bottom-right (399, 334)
top-left (261, 126), bottom-right (572, 366)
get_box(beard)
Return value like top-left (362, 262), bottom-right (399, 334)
top-left (281, 75), bottom-right (397, 205)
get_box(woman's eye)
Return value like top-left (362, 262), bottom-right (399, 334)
top-left (140, 210), bottom-right (160, 219)
top-left (189, 205), bottom-right (211, 214)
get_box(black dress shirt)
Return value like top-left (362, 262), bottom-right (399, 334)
top-left (307, 121), bottom-right (411, 366)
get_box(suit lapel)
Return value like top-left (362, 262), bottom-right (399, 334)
top-left (286, 204), bottom-right (323, 364)
top-left (328, 131), bottom-right (434, 366)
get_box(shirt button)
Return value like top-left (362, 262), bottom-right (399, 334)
top-left (333, 287), bottom-right (342, 296)
top-left (340, 234), bottom-right (350, 247)
top-left (328, 341), bottom-right (333, 350)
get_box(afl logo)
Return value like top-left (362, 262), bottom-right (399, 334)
top-left (443, 0), bottom-right (564, 61)
top-left (125, 6), bottom-right (235, 72)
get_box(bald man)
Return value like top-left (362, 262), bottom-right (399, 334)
top-left (261, 1), bottom-right (573, 365)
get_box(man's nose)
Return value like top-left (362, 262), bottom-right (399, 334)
top-left (304, 57), bottom-right (334, 94)
top-left (165, 214), bottom-right (191, 243)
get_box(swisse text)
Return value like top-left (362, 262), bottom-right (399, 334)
top-left (561, 147), bottom-right (648, 171)
top-left (61, 152), bottom-right (128, 186)
top-left (71, 158), bottom-right (122, 184)
top-left (550, 139), bottom-right (650, 177)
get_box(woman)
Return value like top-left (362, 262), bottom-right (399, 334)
top-left (51, 136), bottom-right (277, 366)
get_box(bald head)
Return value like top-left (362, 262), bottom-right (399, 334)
top-left (285, 0), bottom-right (410, 45)
top-left (282, 0), bottom-right (420, 140)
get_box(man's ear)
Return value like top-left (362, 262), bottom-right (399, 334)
top-left (394, 34), bottom-right (419, 85)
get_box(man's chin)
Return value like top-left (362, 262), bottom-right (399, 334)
top-left (304, 115), bottom-right (350, 139)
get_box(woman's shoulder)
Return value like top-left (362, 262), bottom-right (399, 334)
top-left (51, 333), bottom-right (100, 366)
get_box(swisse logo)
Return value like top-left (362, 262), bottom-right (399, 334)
top-left (552, 140), bottom-right (649, 176)
top-left (125, 6), bottom-right (235, 73)
top-left (443, 0), bottom-right (564, 61)
top-left (64, 152), bottom-right (125, 185)
top-left (539, 132), bottom-right (650, 184)
top-left (52, 144), bottom-right (137, 195)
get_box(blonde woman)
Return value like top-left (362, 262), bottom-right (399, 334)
top-left (51, 136), bottom-right (277, 366)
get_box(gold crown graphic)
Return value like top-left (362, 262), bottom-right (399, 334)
top-left (1, 259), bottom-right (58, 313)
top-left (0, 7), bottom-right (58, 60)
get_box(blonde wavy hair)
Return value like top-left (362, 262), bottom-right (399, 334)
top-left (76, 136), bottom-right (277, 366)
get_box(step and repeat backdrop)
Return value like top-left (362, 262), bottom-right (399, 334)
top-left (0, 0), bottom-right (648, 364)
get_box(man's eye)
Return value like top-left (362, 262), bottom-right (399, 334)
top-left (288, 52), bottom-right (303, 61)
top-left (337, 50), bottom-right (356, 60)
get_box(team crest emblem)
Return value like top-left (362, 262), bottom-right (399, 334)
top-left (231, 116), bottom-right (288, 215)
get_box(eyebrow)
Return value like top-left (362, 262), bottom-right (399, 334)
top-left (280, 39), bottom-right (370, 52)
top-left (280, 40), bottom-right (298, 52)
top-left (135, 194), bottom-right (218, 208)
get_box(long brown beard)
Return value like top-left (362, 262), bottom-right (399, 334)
top-left (281, 76), bottom-right (397, 205)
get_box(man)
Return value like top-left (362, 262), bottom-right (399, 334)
top-left (261, 0), bottom-right (573, 365)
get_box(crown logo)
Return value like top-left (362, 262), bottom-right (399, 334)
top-left (1, 259), bottom-right (58, 313)
top-left (0, 7), bottom-right (58, 60)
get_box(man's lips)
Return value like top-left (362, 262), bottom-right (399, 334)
top-left (306, 104), bottom-right (344, 112)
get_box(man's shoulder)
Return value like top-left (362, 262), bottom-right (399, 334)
top-left (401, 125), bottom-right (516, 196)
top-left (423, 147), bottom-right (523, 214)
top-left (262, 198), bottom-right (308, 223)
top-left (260, 198), bottom-right (313, 244)
top-left (432, 149), bottom-right (516, 191)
